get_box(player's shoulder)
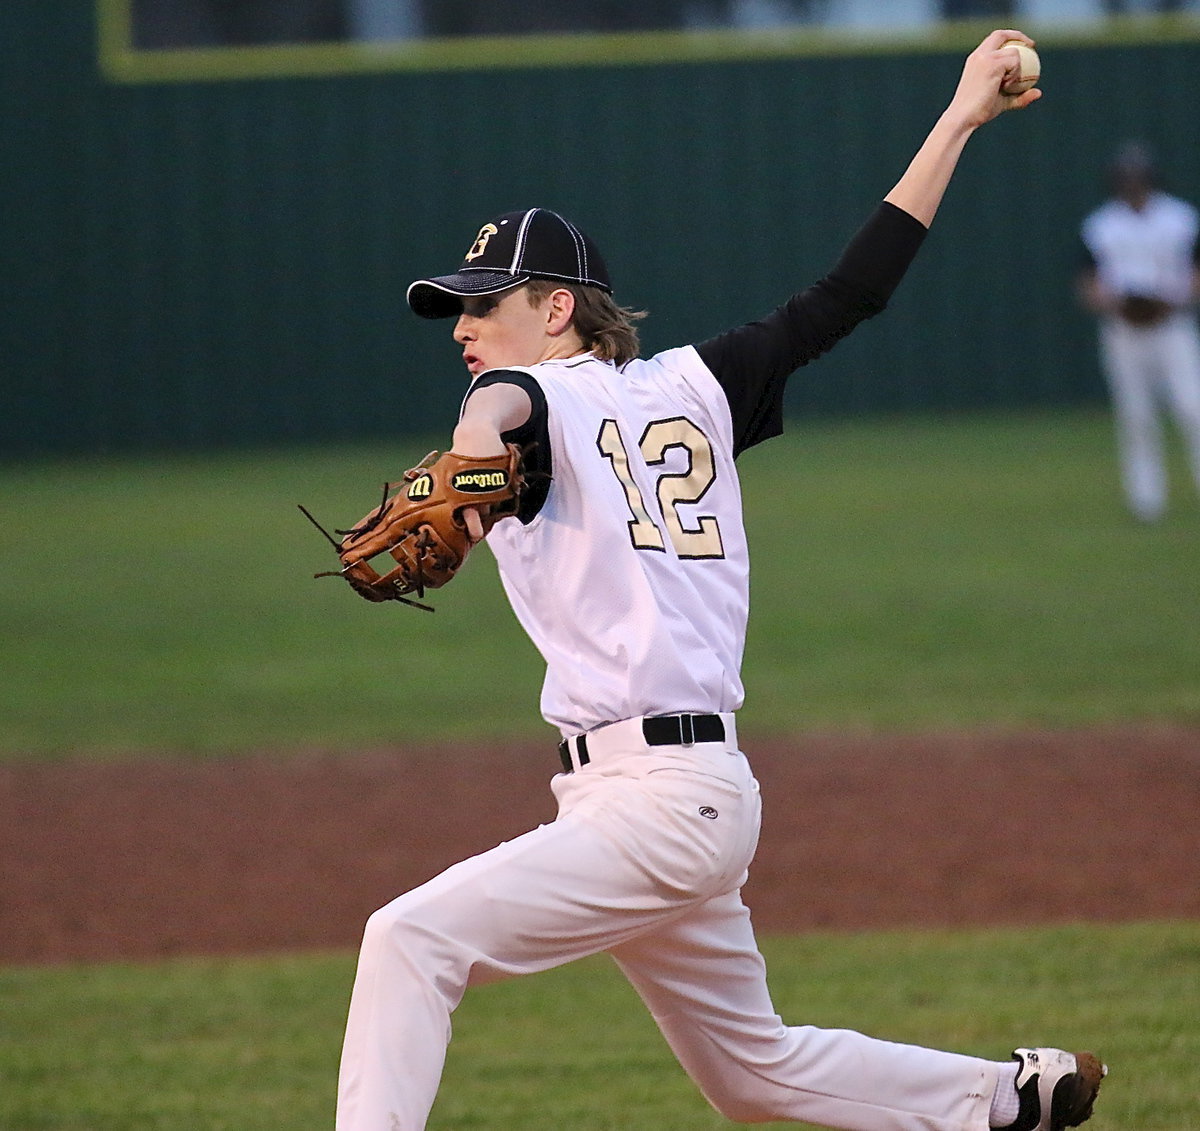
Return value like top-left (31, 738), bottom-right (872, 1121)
top-left (1151, 191), bottom-right (1199, 222)
top-left (510, 347), bottom-right (722, 413)
top-left (637, 344), bottom-right (723, 393)
top-left (637, 345), bottom-right (731, 425)
top-left (466, 365), bottom-right (542, 401)
top-left (643, 344), bottom-right (702, 368)
top-left (1080, 200), bottom-right (1115, 244)
top-left (530, 347), bottom-right (707, 390)
top-left (1152, 189), bottom-right (1194, 208)
top-left (1082, 198), bottom-right (1123, 230)
top-left (471, 359), bottom-right (590, 397)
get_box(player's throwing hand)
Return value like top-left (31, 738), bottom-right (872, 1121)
top-left (951, 29), bottom-right (1042, 129)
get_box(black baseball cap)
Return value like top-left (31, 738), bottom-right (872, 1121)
top-left (407, 208), bottom-right (612, 320)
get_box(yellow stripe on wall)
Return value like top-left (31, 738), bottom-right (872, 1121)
top-left (97, 0), bottom-right (1200, 85)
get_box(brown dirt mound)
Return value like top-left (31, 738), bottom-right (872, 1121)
top-left (2, 725), bottom-right (1197, 965)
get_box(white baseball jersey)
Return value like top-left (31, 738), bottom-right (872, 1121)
top-left (1081, 190), bottom-right (1200, 305)
top-left (478, 348), bottom-right (749, 736)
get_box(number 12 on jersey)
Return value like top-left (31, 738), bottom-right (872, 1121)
top-left (596, 416), bottom-right (725, 560)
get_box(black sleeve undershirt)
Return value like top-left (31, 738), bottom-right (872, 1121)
top-left (463, 369), bottom-right (551, 525)
top-left (695, 201), bottom-right (929, 456)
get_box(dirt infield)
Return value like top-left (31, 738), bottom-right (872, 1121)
top-left (2, 724), bottom-right (1198, 965)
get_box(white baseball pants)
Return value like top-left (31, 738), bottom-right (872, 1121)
top-left (335, 716), bottom-right (997, 1130)
top-left (1099, 312), bottom-right (1200, 520)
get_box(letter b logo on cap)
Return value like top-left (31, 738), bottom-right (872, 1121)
top-left (464, 223), bottom-right (499, 262)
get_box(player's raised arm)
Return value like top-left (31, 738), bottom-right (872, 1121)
top-left (885, 30), bottom-right (1041, 228)
top-left (695, 30), bottom-right (1043, 456)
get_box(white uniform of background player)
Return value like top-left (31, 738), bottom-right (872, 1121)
top-left (335, 32), bottom-right (1105, 1131)
top-left (1079, 141), bottom-right (1200, 521)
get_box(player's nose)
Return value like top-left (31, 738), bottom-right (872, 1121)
top-left (453, 314), bottom-right (477, 344)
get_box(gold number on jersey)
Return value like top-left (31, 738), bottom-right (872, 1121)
top-left (641, 417), bottom-right (725, 560)
top-left (597, 418), bottom-right (665, 551)
top-left (596, 417), bottom-right (725, 560)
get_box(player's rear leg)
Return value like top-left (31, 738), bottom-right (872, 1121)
top-left (610, 890), bottom-right (997, 1129)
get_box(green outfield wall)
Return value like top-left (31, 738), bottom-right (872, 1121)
top-left (6, 5), bottom-right (1200, 456)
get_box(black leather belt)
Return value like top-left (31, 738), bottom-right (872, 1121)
top-left (558, 713), bottom-right (726, 773)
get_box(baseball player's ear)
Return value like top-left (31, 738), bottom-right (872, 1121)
top-left (544, 287), bottom-right (576, 335)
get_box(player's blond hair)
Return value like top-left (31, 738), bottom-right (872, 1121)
top-left (525, 279), bottom-right (646, 368)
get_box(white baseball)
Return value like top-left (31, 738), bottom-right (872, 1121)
top-left (1000, 40), bottom-right (1040, 95)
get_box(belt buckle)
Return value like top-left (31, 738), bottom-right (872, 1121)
top-left (679, 714), bottom-right (695, 746)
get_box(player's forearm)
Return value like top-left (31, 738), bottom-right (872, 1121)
top-left (1077, 270), bottom-right (1117, 317)
top-left (886, 30), bottom-right (1040, 228)
top-left (884, 110), bottom-right (976, 229)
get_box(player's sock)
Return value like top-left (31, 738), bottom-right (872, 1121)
top-left (988, 1061), bottom-right (1021, 1127)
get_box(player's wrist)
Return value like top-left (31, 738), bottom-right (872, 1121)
top-left (936, 102), bottom-right (984, 138)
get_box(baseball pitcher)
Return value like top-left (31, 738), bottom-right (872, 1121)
top-left (324, 31), bottom-right (1104, 1131)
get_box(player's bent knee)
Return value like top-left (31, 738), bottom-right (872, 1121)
top-left (360, 902), bottom-right (459, 979)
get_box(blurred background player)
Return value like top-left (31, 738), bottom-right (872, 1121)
top-left (1078, 140), bottom-right (1200, 522)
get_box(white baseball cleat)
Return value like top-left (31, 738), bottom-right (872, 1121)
top-left (995, 1047), bottom-right (1107, 1131)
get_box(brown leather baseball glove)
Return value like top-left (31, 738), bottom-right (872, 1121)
top-left (302, 446), bottom-right (524, 609)
top-left (1118, 294), bottom-right (1172, 327)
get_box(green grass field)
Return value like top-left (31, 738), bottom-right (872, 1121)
top-left (3, 407), bottom-right (1198, 1128)
top-left (1, 408), bottom-right (1198, 760)
top-left (2, 922), bottom-right (1196, 1129)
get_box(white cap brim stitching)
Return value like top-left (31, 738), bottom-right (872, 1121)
top-left (406, 273), bottom-right (531, 318)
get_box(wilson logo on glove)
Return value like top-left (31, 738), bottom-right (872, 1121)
top-left (452, 470), bottom-right (510, 492)
top-left (407, 473), bottom-right (433, 499)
